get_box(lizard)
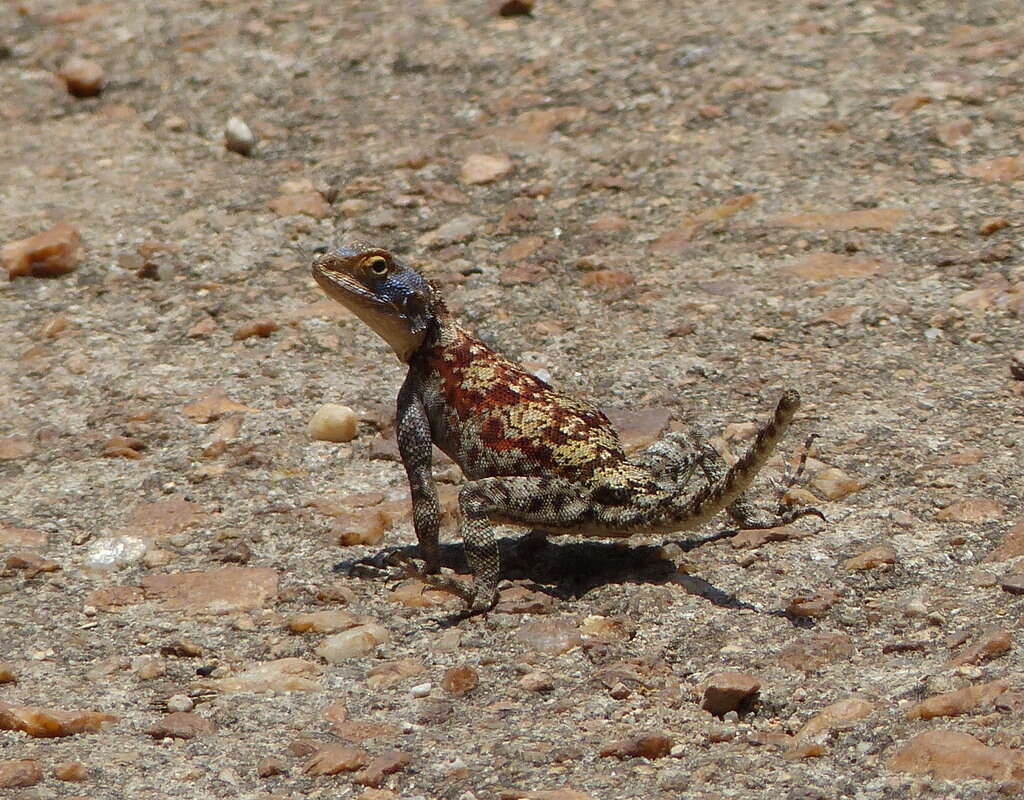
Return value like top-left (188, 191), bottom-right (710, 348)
top-left (311, 241), bottom-right (823, 612)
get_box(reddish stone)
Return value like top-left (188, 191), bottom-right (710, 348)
top-left (268, 192), bottom-right (330, 218)
top-left (58, 57), bottom-right (105, 97)
top-left (701, 672), bottom-right (761, 717)
top-left (784, 252), bottom-right (891, 281)
top-left (354, 750), bottom-right (413, 787)
top-left (983, 514), bottom-right (1024, 557)
top-left (778, 633), bottom-right (854, 671)
top-left (460, 153), bottom-right (513, 185)
top-left (54, 761), bottom-right (88, 781)
top-left (499, 235), bottom-right (545, 264)
top-left (844, 544), bottom-right (897, 570)
top-left (579, 269), bottom-right (634, 291)
top-left (907, 680), bottom-right (1008, 720)
top-left (145, 711), bottom-right (216, 739)
top-left (963, 155), bottom-right (1024, 182)
top-left (141, 567), bottom-right (279, 613)
top-left (0, 760), bottom-right (43, 788)
top-left (85, 585), bottom-right (145, 609)
top-left (793, 698), bottom-right (874, 742)
top-left (0, 703), bottom-right (116, 737)
top-left (0, 436), bottom-right (34, 460)
top-left (948, 629), bottom-right (1012, 667)
top-left (937, 498), bottom-right (1002, 522)
top-left (304, 744), bottom-right (369, 775)
top-left (366, 658), bottom-right (427, 690)
top-left (599, 731), bottom-right (673, 759)
top-left (330, 719), bottom-right (401, 744)
top-left (772, 208), bottom-right (908, 231)
top-left (233, 320), bottom-right (279, 340)
top-left (0, 524), bottom-right (47, 547)
top-left (890, 729), bottom-right (1024, 781)
top-left (183, 389), bottom-right (258, 422)
top-left (2, 222), bottom-right (82, 279)
top-left (441, 665), bottom-right (479, 696)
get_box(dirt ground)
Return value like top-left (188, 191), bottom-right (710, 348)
top-left (2, 0), bottom-right (1023, 798)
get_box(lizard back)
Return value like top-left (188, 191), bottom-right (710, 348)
top-left (410, 319), bottom-right (641, 488)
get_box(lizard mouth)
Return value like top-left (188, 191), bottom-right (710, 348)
top-left (312, 267), bottom-right (395, 313)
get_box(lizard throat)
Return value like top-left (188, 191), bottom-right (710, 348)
top-left (313, 271), bottom-right (428, 362)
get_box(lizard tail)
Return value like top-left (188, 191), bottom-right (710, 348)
top-left (663, 390), bottom-right (800, 531)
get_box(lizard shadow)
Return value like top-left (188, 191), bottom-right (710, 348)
top-left (335, 531), bottom-right (815, 628)
top-left (500, 533), bottom-right (815, 628)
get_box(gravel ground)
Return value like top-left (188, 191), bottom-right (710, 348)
top-left (2, 1), bottom-right (1023, 798)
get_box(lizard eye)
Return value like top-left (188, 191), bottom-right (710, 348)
top-left (365, 256), bottom-right (388, 276)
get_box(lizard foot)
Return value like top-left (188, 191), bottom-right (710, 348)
top-left (421, 571), bottom-right (498, 614)
top-left (772, 433), bottom-right (826, 524)
top-left (334, 550), bottom-right (422, 581)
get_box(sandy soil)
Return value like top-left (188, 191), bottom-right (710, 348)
top-left (1, 1), bottom-right (1023, 798)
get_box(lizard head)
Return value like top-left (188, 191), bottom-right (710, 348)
top-left (311, 242), bottom-right (436, 362)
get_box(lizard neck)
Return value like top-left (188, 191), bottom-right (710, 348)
top-left (410, 297), bottom-right (470, 362)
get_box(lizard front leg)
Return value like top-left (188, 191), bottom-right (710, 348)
top-left (425, 476), bottom-right (592, 612)
top-left (396, 381), bottom-right (441, 574)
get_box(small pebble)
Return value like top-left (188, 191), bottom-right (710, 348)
top-left (132, 655), bottom-right (165, 680)
top-left (1000, 575), bottom-right (1024, 595)
top-left (496, 0), bottom-right (534, 15)
top-left (256, 757), bottom-right (287, 778)
top-left (224, 117), bottom-right (256, 156)
top-left (145, 712), bottom-right (216, 740)
top-left (702, 672), bottom-right (761, 717)
top-left (978, 217), bottom-right (1009, 236)
top-left (58, 57), bottom-right (105, 97)
top-left (166, 694), bottom-right (194, 713)
top-left (2, 222), bottom-right (82, 279)
top-left (0, 760), bottom-right (43, 788)
top-left (441, 665), bottom-right (479, 696)
top-left (233, 320), bottom-right (279, 340)
top-left (410, 682), bottom-right (432, 698)
top-left (315, 624), bottom-right (389, 663)
top-left (53, 762), bottom-right (87, 782)
top-left (904, 598), bottom-right (929, 618)
top-left (308, 404), bottom-right (358, 443)
top-left (519, 670), bottom-right (555, 693)
top-left (459, 153), bottom-right (513, 185)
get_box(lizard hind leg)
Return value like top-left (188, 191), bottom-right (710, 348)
top-left (689, 424), bottom-right (823, 530)
top-left (773, 433), bottom-right (825, 522)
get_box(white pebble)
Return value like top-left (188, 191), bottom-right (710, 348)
top-left (83, 535), bottom-right (147, 571)
top-left (308, 403), bottom-right (358, 443)
top-left (166, 694), bottom-right (194, 713)
top-left (315, 624), bottom-right (389, 663)
top-left (903, 598), bottom-right (928, 618)
top-left (224, 116), bottom-right (256, 156)
top-left (410, 682), bottom-right (432, 698)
